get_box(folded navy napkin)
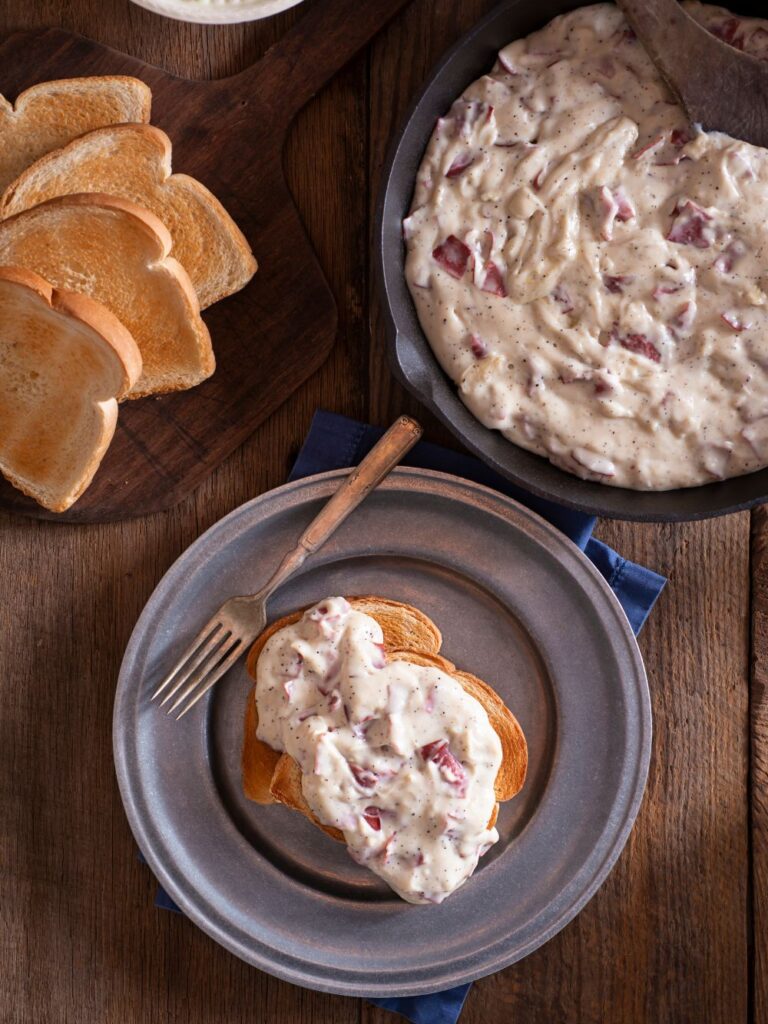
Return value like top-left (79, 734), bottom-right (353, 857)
top-left (291, 411), bottom-right (666, 633)
top-left (148, 409), bottom-right (666, 1024)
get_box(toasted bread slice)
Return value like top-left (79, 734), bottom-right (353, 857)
top-left (242, 597), bottom-right (528, 843)
top-left (0, 265), bottom-right (142, 510)
top-left (2, 124), bottom-right (257, 309)
top-left (242, 597), bottom-right (442, 807)
top-left (0, 77), bottom-right (151, 194)
top-left (244, 596), bottom-right (443, 678)
top-left (0, 194), bottom-right (214, 398)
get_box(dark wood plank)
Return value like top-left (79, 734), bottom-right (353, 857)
top-left (0, 0), bottom-right (409, 522)
top-left (0, 0), bottom-right (371, 1020)
top-left (0, 0), bottom-right (757, 1022)
top-left (458, 515), bottom-right (750, 1024)
top-left (366, 1), bottom-right (753, 1021)
top-left (752, 505), bottom-right (768, 1024)
top-left (364, 515), bottom-right (752, 1024)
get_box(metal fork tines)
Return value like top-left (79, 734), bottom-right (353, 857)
top-left (149, 416), bottom-right (423, 721)
top-left (151, 603), bottom-right (253, 719)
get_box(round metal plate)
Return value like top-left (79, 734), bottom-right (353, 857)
top-left (114, 467), bottom-right (650, 996)
top-left (375, 0), bottom-right (767, 522)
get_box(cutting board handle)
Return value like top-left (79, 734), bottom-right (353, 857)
top-left (226, 0), bottom-right (411, 130)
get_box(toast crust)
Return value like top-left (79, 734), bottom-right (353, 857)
top-left (0, 263), bottom-right (142, 395)
top-left (1, 123), bottom-right (257, 308)
top-left (1, 76), bottom-right (151, 120)
top-left (0, 76), bottom-right (151, 193)
top-left (0, 264), bottom-right (142, 510)
top-left (0, 193), bottom-right (213, 398)
top-left (242, 596), bottom-right (528, 843)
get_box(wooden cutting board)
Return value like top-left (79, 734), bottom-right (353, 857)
top-left (0, 0), bottom-right (411, 523)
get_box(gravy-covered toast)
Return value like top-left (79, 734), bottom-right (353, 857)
top-left (243, 596), bottom-right (527, 903)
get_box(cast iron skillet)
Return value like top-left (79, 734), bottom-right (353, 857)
top-left (376, 0), bottom-right (765, 521)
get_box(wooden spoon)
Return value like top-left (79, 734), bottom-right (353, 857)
top-left (615, 0), bottom-right (768, 147)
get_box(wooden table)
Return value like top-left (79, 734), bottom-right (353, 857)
top-left (1, 1), bottom-right (764, 1021)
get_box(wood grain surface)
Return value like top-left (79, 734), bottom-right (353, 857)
top-left (0, 0), bottom-right (761, 1022)
top-left (0, 0), bottom-right (409, 523)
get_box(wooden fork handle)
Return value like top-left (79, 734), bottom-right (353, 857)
top-left (258, 416), bottom-right (422, 598)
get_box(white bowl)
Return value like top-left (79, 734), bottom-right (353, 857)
top-left (129, 0), bottom-right (306, 24)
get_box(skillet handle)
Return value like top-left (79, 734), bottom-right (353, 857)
top-left (389, 330), bottom-right (439, 402)
top-left (226, 0), bottom-right (413, 131)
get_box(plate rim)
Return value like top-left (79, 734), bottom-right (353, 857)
top-left (113, 465), bottom-right (652, 995)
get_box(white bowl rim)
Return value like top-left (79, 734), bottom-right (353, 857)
top-left (128, 0), bottom-right (306, 24)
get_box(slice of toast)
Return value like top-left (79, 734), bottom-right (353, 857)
top-left (242, 597), bottom-right (528, 843)
top-left (0, 194), bottom-right (214, 398)
top-left (0, 77), bottom-right (151, 194)
top-left (2, 124), bottom-right (257, 309)
top-left (0, 265), bottom-right (142, 511)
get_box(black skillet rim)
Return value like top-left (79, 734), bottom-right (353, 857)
top-left (374, 0), bottom-right (768, 522)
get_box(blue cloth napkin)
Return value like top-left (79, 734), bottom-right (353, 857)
top-left (148, 409), bottom-right (666, 1023)
top-left (290, 411), bottom-right (666, 633)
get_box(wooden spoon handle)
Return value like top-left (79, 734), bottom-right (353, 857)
top-left (615, 0), bottom-right (688, 39)
top-left (615, 0), bottom-right (702, 110)
top-left (616, 0), bottom-right (768, 145)
top-left (227, 0), bottom-right (412, 130)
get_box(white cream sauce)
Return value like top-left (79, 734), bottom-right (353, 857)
top-left (255, 597), bottom-right (502, 904)
top-left (405, 3), bottom-right (768, 490)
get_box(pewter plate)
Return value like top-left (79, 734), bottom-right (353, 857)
top-left (113, 467), bottom-right (650, 996)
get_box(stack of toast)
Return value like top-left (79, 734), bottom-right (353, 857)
top-left (0, 76), bottom-right (257, 511)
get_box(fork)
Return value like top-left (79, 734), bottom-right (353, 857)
top-left (151, 415), bottom-right (423, 719)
